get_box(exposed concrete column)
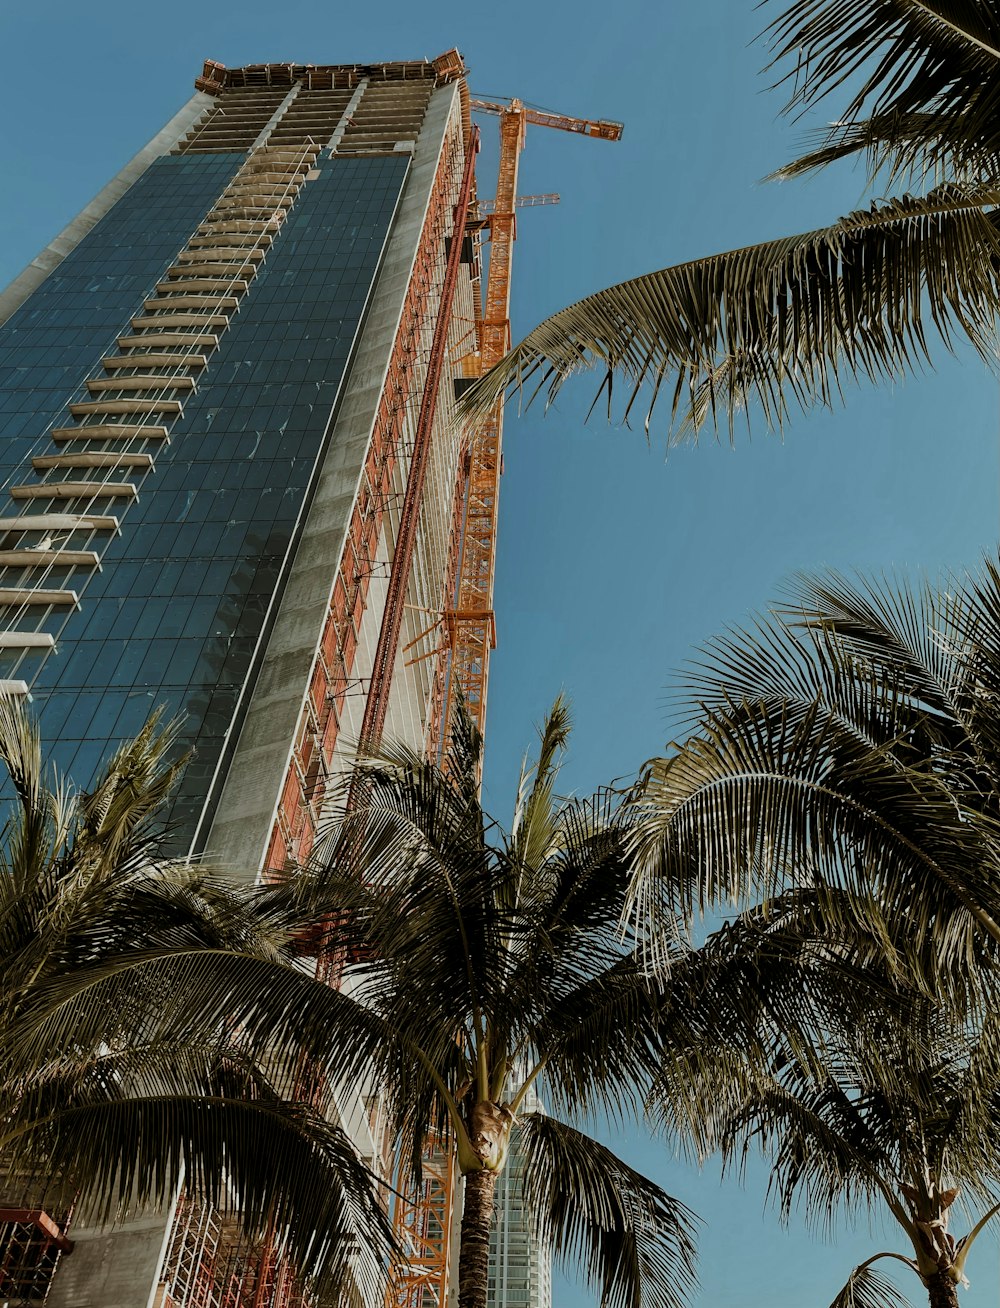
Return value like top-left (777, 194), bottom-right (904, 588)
top-left (46, 1190), bottom-right (181, 1308)
top-left (327, 78), bottom-right (369, 153)
top-left (0, 93), bottom-right (215, 328)
top-left (251, 81), bottom-right (303, 150)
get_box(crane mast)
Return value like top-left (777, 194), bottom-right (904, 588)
top-left (437, 97), bottom-right (622, 761)
top-left (395, 86), bottom-right (621, 1308)
top-left (438, 103), bottom-right (524, 756)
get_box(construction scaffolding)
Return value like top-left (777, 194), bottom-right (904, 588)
top-left (387, 1143), bottom-right (455, 1308)
top-left (159, 1200), bottom-right (311, 1308)
top-left (0, 1209), bottom-right (72, 1307)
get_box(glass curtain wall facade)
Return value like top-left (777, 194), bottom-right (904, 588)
top-left (0, 53), bottom-right (481, 1308)
top-left (0, 152), bottom-right (409, 842)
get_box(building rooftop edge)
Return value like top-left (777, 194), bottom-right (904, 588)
top-left (195, 49), bottom-right (467, 93)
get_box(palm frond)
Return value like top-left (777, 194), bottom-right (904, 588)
top-left (745, 1077), bottom-right (895, 1229)
top-left (518, 1114), bottom-right (699, 1308)
top-left (524, 956), bottom-right (664, 1119)
top-left (646, 945), bottom-right (900, 1227)
top-left (5, 1092), bottom-right (392, 1302)
top-left (0, 691), bottom-right (44, 809)
top-left (497, 793), bottom-right (662, 1107)
top-left (0, 694), bottom-right (63, 916)
top-left (460, 183), bottom-right (1000, 440)
top-left (644, 885), bottom-right (933, 1154)
top-left (769, 113), bottom-right (960, 186)
top-left (783, 569), bottom-right (955, 710)
top-left (828, 1260), bottom-right (916, 1308)
top-left (444, 695), bottom-right (484, 804)
top-left (310, 743), bottom-right (514, 1046)
top-left (630, 561), bottom-right (1000, 976)
top-left (764, 0), bottom-right (1000, 179)
top-left (510, 695), bottom-right (572, 875)
top-left (8, 949), bottom-right (392, 1094)
top-left (75, 709), bottom-right (187, 867)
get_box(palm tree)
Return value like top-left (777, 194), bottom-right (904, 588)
top-left (0, 698), bottom-right (392, 1303)
top-left (649, 890), bottom-right (1000, 1308)
top-left (617, 555), bottom-right (1000, 1306)
top-left (278, 700), bottom-right (699, 1308)
top-left (628, 558), bottom-right (1000, 979)
top-left (464, 1), bottom-right (1000, 441)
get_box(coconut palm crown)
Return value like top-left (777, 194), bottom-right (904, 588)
top-left (281, 699), bottom-right (699, 1308)
top-left (649, 890), bottom-right (1000, 1308)
top-left (0, 699), bottom-right (392, 1303)
top-left (464, 1), bottom-right (1000, 440)
top-left (629, 558), bottom-right (1000, 983)
top-left (622, 557), bottom-right (1000, 1308)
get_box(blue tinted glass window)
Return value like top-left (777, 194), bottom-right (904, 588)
top-left (0, 152), bottom-right (409, 851)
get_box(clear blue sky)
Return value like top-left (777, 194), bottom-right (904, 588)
top-left (2, 2), bottom-right (998, 1306)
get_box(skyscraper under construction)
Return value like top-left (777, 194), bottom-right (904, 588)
top-left (0, 47), bottom-right (618, 1307)
top-left (0, 49), bottom-right (494, 1306)
top-left (0, 51), bottom-right (486, 874)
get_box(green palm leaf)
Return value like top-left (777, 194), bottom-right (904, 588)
top-left (461, 3), bottom-right (1000, 444)
top-left (4, 1091), bottom-right (391, 1300)
top-left (634, 558), bottom-right (1000, 1302)
top-left (280, 701), bottom-right (702, 1308)
top-left (7, 948), bottom-right (391, 1095)
top-left (461, 184), bottom-right (1000, 440)
top-left (645, 882), bottom-right (1000, 1295)
top-left (518, 1113), bottom-right (699, 1308)
top-left (0, 697), bottom-right (393, 1297)
top-left (523, 956), bottom-right (663, 1119)
top-left (829, 1262), bottom-right (916, 1308)
top-left (764, 0), bottom-right (1000, 180)
top-left (630, 561), bottom-right (1000, 975)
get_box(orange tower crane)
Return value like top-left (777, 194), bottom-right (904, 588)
top-left (435, 96), bottom-right (623, 761)
top-left (391, 92), bottom-right (622, 1308)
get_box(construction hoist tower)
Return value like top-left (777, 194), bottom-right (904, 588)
top-left (359, 92), bottom-right (623, 770)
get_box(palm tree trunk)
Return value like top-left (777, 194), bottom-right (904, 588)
top-left (458, 1167), bottom-right (497, 1308)
top-left (924, 1271), bottom-right (961, 1308)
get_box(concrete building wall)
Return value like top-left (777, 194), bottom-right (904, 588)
top-left (332, 97), bottom-right (474, 775)
top-left (487, 1084), bottom-right (553, 1308)
top-left (47, 1196), bottom-right (179, 1308)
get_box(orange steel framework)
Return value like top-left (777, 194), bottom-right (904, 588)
top-left (262, 108), bottom-right (470, 875)
top-left (433, 97), bottom-right (623, 762)
top-left (252, 62), bottom-right (476, 1308)
top-left (161, 1197), bottom-right (312, 1308)
top-left (401, 94), bottom-right (622, 1308)
top-left (351, 126), bottom-right (478, 1307)
top-left (0, 1207), bottom-right (72, 1307)
top-left (433, 102), bottom-right (522, 757)
top-left (469, 98), bottom-right (623, 141)
top-left (356, 124), bottom-right (480, 756)
top-left (387, 1141), bottom-right (454, 1308)
top-left (383, 92), bottom-right (623, 1308)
